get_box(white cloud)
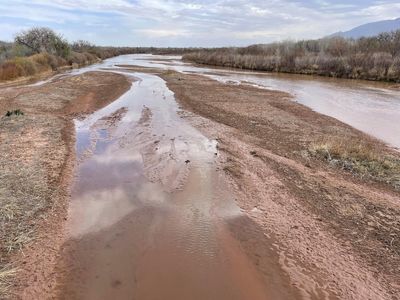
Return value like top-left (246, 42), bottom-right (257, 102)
top-left (134, 29), bottom-right (191, 38)
top-left (1, 0), bottom-right (400, 46)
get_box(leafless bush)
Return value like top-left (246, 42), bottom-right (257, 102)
top-left (71, 40), bottom-right (96, 53)
top-left (15, 27), bottom-right (70, 58)
top-left (184, 30), bottom-right (400, 82)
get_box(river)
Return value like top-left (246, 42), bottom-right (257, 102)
top-left (56, 54), bottom-right (399, 299)
top-left (111, 54), bottom-right (400, 149)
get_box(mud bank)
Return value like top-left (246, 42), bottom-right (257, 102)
top-left (0, 71), bottom-right (130, 299)
top-left (160, 71), bottom-right (400, 298)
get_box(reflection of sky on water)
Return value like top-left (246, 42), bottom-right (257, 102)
top-left (69, 68), bottom-right (227, 239)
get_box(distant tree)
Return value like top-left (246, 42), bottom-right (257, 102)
top-left (15, 27), bottom-right (70, 58)
top-left (71, 40), bottom-right (96, 53)
top-left (322, 37), bottom-right (349, 57)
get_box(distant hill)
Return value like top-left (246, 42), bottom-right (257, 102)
top-left (329, 18), bottom-right (400, 39)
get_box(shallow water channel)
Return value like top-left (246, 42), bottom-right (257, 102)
top-left (59, 66), bottom-right (301, 299)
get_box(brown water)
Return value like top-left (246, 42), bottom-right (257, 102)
top-left (113, 54), bottom-right (400, 149)
top-left (59, 71), bottom-right (301, 299)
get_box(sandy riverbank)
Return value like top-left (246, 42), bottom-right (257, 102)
top-left (0, 71), bottom-right (130, 299)
top-left (159, 70), bottom-right (400, 299)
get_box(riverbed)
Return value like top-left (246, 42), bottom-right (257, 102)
top-left (54, 54), bottom-right (399, 299)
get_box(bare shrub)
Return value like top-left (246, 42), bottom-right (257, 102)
top-left (67, 51), bottom-right (98, 66)
top-left (373, 52), bottom-right (392, 79)
top-left (15, 27), bottom-right (70, 58)
top-left (388, 55), bottom-right (400, 79)
top-left (71, 40), bottom-right (96, 53)
top-left (184, 30), bottom-right (400, 82)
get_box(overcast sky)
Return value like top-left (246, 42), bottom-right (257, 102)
top-left (0, 0), bottom-right (399, 47)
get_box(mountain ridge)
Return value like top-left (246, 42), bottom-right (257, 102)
top-left (329, 18), bottom-right (400, 39)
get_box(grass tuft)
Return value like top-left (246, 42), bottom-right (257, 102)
top-left (0, 265), bottom-right (17, 297)
top-left (310, 136), bottom-right (400, 189)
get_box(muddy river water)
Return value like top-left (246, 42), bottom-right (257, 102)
top-left (117, 54), bottom-right (400, 149)
top-left (58, 55), bottom-right (400, 299)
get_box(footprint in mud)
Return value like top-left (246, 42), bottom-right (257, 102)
top-left (118, 106), bottom-right (192, 192)
top-left (143, 137), bottom-right (191, 192)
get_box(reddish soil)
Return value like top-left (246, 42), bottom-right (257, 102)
top-left (0, 71), bottom-right (130, 299)
top-left (160, 71), bottom-right (400, 299)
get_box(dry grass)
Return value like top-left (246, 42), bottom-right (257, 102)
top-left (0, 53), bottom-right (55, 81)
top-left (0, 95), bottom-right (68, 300)
top-left (0, 203), bottom-right (34, 254)
top-left (310, 136), bottom-right (400, 189)
top-left (0, 114), bottom-right (65, 255)
top-left (0, 265), bottom-right (18, 296)
top-left (0, 105), bottom-right (68, 298)
top-left (0, 52), bottom-right (98, 82)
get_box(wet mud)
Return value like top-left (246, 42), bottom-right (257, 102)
top-left (56, 72), bottom-right (302, 299)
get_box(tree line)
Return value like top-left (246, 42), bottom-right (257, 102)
top-left (183, 31), bottom-right (400, 82)
top-left (0, 27), bottom-right (199, 81)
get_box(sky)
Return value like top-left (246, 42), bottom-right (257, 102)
top-left (0, 0), bottom-right (400, 47)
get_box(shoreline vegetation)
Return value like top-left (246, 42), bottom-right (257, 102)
top-left (4, 27), bottom-right (400, 84)
top-left (183, 30), bottom-right (400, 82)
top-left (0, 27), bottom-right (199, 83)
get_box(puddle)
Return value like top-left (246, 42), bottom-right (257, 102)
top-left (59, 68), bottom-right (301, 299)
